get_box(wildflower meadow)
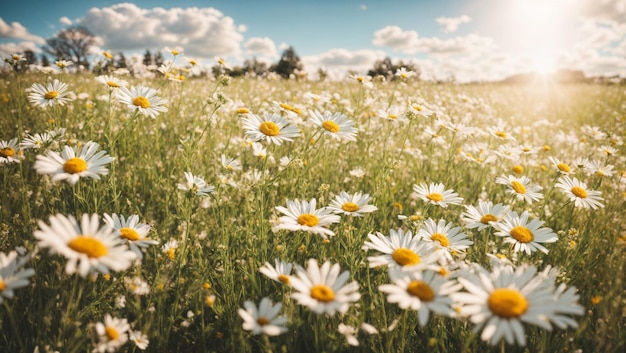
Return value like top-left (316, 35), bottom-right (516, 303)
top-left (0, 55), bottom-right (625, 353)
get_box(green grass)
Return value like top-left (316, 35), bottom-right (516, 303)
top-left (0, 69), bottom-right (624, 353)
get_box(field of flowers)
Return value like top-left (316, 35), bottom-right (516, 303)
top-left (0, 56), bottom-right (624, 353)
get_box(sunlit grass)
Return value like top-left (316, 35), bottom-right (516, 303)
top-left (0, 69), bottom-right (624, 353)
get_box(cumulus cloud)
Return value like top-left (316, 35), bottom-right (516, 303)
top-left (579, 0), bottom-right (626, 23)
top-left (372, 25), bottom-right (495, 55)
top-left (244, 37), bottom-right (278, 58)
top-left (0, 18), bottom-right (45, 44)
top-left (77, 3), bottom-right (244, 58)
top-left (302, 48), bottom-right (386, 79)
top-left (436, 15), bottom-right (471, 33)
top-left (59, 17), bottom-right (73, 26)
top-left (0, 41), bottom-right (41, 58)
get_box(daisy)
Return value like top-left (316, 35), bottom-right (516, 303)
top-left (379, 269), bottom-right (459, 326)
top-left (487, 126), bottom-right (515, 141)
top-left (548, 156), bottom-right (574, 175)
top-left (241, 112), bottom-right (301, 145)
top-left (33, 141), bottom-right (114, 185)
top-left (413, 182), bottom-right (463, 208)
top-left (309, 111), bottom-right (358, 141)
top-left (376, 107), bottom-right (408, 122)
top-left (417, 218), bottom-right (473, 262)
top-left (598, 144), bottom-right (617, 157)
top-left (238, 297), bottom-right (288, 336)
top-left (289, 258), bottom-right (360, 315)
top-left (555, 176), bottom-right (604, 210)
top-left (20, 131), bottom-right (56, 150)
top-left (162, 239), bottom-right (178, 260)
top-left (28, 79), bottom-right (74, 108)
top-left (0, 250), bottom-right (36, 304)
top-left (259, 258), bottom-right (293, 285)
top-left (495, 175), bottom-right (543, 204)
top-left (408, 101), bottom-right (434, 118)
top-left (362, 228), bottom-right (439, 270)
top-left (95, 75), bottom-right (128, 90)
top-left (116, 85), bottom-right (168, 119)
top-left (103, 213), bottom-right (158, 260)
top-left (492, 211), bottom-right (557, 255)
top-left (584, 159), bottom-right (615, 177)
top-left (349, 73), bottom-right (373, 88)
top-left (33, 213), bottom-right (137, 277)
top-left (128, 330), bottom-right (149, 350)
top-left (395, 67), bottom-right (416, 80)
top-left (272, 199), bottom-right (340, 239)
top-left (124, 276), bottom-right (150, 295)
top-left (55, 60), bottom-right (73, 69)
top-left (460, 200), bottom-right (509, 231)
top-left (220, 154), bottom-right (242, 171)
top-left (0, 138), bottom-right (21, 164)
top-left (453, 262), bottom-right (583, 346)
top-left (177, 172), bottom-right (215, 197)
top-left (327, 191), bottom-right (378, 217)
top-left (93, 314), bottom-right (130, 353)
top-left (338, 323), bottom-right (360, 346)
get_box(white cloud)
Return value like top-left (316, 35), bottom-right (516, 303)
top-left (77, 3), bottom-right (244, 59)
top-left (360, 4), bottom-right (368, 11)
top-left (436, 15), bottom-right (471, 33)
top-left (0, 18), bottom-right (45, 44)
top-left (302, 48), bottom-right (386, 79)
top-left (0, 41), bottom-right (41, 58)
top-left (372, 25), bottom-right (420, 53)
top-left (59, 17), bottom-right (73, 26)
top-left (244, 37), bottom-right (278, 58)
top-left (579, 0), bottom-right (626, 23)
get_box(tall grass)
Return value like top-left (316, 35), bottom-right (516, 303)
top-left (0, 68), bottom-right (624, 353)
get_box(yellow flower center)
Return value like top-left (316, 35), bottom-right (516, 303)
top-left (322, 120), bottom-right (340, 133)
top-left (426, 193), bottom-right (444, 202)
top-left (571, 186), bottom-right (588, 199)
top-left (0, 147), bottom-right (15, 158)
top-left (297, 213), bottom-right (319, 227)
top-left (256, 317), bottom-right (270, 326)
top-left (132, 96), bottom-right (151, 109)
top-left (488, 288), bottom-right (529, 318)
top-left (512, 165), bottom-right (524, 174)
top-left (495, 131), bottom-right (507, 138)
top-left (259, 121), bottom-right (280, 136)
top-left (67, 236), bottom-right (108, 258)
top-left (171, 50), bottom-right (179, 56)
top-left (341, 202), bottom-right (359, 212)
top-left (557, 163), bottom-right (571, 173)
top-left (388, 114), bottom-right (397, 119)
top-left (106, 81), bottom-right (120, 88)
top-left (406, 280), bottom-right (435, 301)
top-left (105, 326), bottom-right (120, 340)
top-left (310, 284), bottom-right (335, 302)
top-left (103, 52), bottom-right (113, 60)
top-left (413, 105), bottom-right (422, 111)
top-left (0, 279), bottom-right (5, 291)
top-left (236, 107), bottom-right (250, 114)
top-left (279, 103), bottom-right (294, 111)
top-left (278, 274), bottom-right (290, 284)
top-left (430, 233), bottom-right (450, 247)
top-left (63, 157), bottom-right (87, 174)
top-left (119, 227), bottom-right (140, 241)
top-left (391, 248), bottom-right (420, 266)
top-left (480, 214), bottom-right (498, 224)
top-left (167, 248), bottom-right (176, 260)
top-left (511, 181), bottom-right (526, 194)
top-left (44, 91), bottom-right (58, 100)
top-left (510, 225), bottom-right (534, 243)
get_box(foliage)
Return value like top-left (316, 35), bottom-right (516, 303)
top-left (43, 26), bottom-right (98, 69)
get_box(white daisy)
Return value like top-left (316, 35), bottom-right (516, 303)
top-left (241, 112), bottom-right (301, 145)
top-left (417, 218), bottom-right (473, 262)
top-left (453, 262), bottom-right (583, 346)
top-left (103, 213), bottom-right (158, 260)
top-left (378, 269), bottom-right (460, 326)
top-left (362, 228), bottom-right (439, 270)
top-left (177, 172), bottom-right (215, 197)
top-left (0, 138), bottom-right (21, 164)
top-left (349, 74), bottom-right (373, 88)
top-left (272, 199), bottom-right (340, 239)
top-left (583, 159), bottom-right (615, 177)
top-left (460, 200), bottom-right (509, 231)
top-left (33, 141), bottom-right (115, 185)
top-left (129, 330), bottom-right (149, 350)
top-left (395, 67), bottom-right (416, 79)
top-left (309, 111), bottom-right (358, 141)
top-left (0, 250), bottom-right (35, 304)
top-left (116, 85), bottom-right (168, 118)
top-left (413, 182), bottom-right (464, 208)
top-left (34, 213), bottom-right (137, 277)
top-left (28, 79), bottom-right (74, 108)
top-left (258, 258), bottom-right (293, 285)
top-left (20, 131), bottom-right (56, 150)
top-left (495, 175), bottom-right (543, 204)
top-left (555, 176), bottom-right (604, 210)
top-left (238, 297), bottom-right (288, 336)
top-left (548, 156), bottom-right (574, 175)
top-left (492, 211), bottom-right (557, 255)
top-left (289, 258), bottom-right (360, 315)
top-left (376, 106), bottom-right (408, 122)
top-left (95, 75), bottom-right (128, 90)
top-left (93, 314), bottom-right (130, 353)
top-left (220, 154), bottom-right (242, 171)
top-left (408, 101), bottom-right (434, 118)
top-left (327, 191), bottom-right (378, 217)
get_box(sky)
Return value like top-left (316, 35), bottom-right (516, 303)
top-left (1, 0), bottom-right (626, 81)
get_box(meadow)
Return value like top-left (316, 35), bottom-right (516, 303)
top-left (0, 60), bottom-right (624, 353)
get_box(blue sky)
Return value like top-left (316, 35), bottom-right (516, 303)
top-left (1, 0), bottom-right (626, 81)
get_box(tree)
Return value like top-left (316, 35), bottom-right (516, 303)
top-left (243, 57), bottom-right (268, 77)
top-left (43, 26), bottom-right (97, 69)
top-left (270, 46), bottom-right (303, 79)
top-left (143, 50), bottom-right (153, 67)
top-left (368, 57), bottom-right (420, 81)
top-left (41, 54), bottom-right (50, 67)
top-left (116, 52), bottom-right (127, 69)
top-left (154, 51), bottom-right (164, 67)
top-left (24, 50), bottom-right (37, 66)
